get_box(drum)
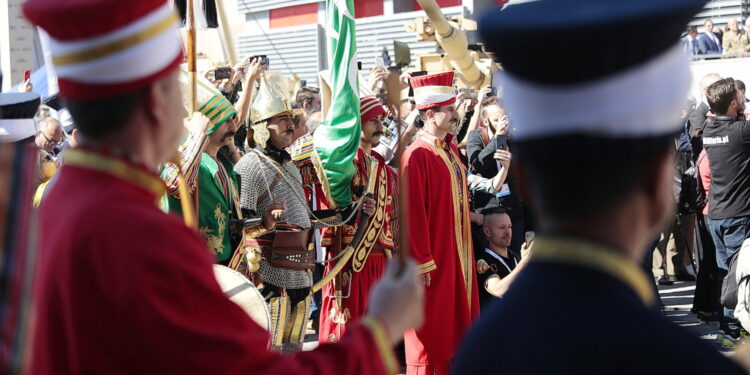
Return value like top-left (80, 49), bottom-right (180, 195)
top-left (212, 265), bottom-right (271, 331)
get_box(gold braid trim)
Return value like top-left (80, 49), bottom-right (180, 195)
top-left (429, 139), bottom-right (473, 312)
top-left (361, 317), bottom-right (398, 375)
top-left (227, 224), bottom-right (271, 270)
top-left (351, 158), bottom-right (387, 272)
top-left (533, 237), bottom-right (656, 307)
top-left (243, 224), bottom-right (271, 238)
top-left (417, 260), bottom-right (437, 274)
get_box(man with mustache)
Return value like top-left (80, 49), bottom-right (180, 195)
top-left (234, 77), bottom-right (378, 352)
top-left (318, 96), bottom-right (398, 343)
top-left (164, 69), bottom-right (247, 264)
top-left (401, 71), bottom-right (479, 375)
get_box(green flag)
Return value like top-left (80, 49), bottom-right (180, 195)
top-left (313, 0), bottom-right (360, 207)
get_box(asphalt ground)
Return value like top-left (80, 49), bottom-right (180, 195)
top-left (659, 280), bottom-right (739, 353)
top-left (301, 280), bottom-right (739, 355)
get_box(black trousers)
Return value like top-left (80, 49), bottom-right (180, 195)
top-left (692, 213), bottom-right (721, 314)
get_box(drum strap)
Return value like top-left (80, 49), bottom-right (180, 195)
top-left (223, 282), bottom-right (254, 298)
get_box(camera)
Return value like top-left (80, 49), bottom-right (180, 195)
top-left (208, 67), bottom-right (232, 81)
top-left (247, 55), bottom-right (269, 66)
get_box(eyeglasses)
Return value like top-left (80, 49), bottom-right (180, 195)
top-left (40, 132), bottom-right (65, 145)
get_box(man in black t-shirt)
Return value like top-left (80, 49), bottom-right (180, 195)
top-left (702, 78), bottom-right (750, 314)
top-left (475, 207), bottom-right (530, 310)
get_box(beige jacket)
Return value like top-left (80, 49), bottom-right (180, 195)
top-left (724, 29), bottom-right (749, 54)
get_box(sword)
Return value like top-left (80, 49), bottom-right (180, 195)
top-left (311, 159), bottom-right (378, 293)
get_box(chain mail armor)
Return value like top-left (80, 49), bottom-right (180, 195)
top-left (234, 149), bottom-right (344, 289)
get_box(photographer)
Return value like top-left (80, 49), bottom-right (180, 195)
top-left (467, 96), bottom-right (525, 253)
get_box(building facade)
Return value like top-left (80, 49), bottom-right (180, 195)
top-left (235, 0), bottom-right (501, 86)
top-left (1, 0), bottom-right (37, 92)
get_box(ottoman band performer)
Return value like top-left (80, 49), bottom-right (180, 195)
top-left (234, 76), bottom-right (377, 353)
top-left (317, 96), bottom-right (399, 343)
top-left (401, 71), bottom-right (480, 375)
top-left (163, 67), bottom-right (245, 264)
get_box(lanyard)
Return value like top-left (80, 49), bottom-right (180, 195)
top-left (484, 248), bottom-right (517, 273)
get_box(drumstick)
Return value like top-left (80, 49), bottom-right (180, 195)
top-left (385, 67), bottom-right (409, 274)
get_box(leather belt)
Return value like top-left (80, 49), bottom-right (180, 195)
top-left (261, 229), bottom-right (314, 270)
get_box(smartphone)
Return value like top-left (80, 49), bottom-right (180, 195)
top-left (300, 80), bottom-right (307, 88)
top-left (23, 69), bottom-right (31, 82)
top-left (214, 67), bottom-right (232, 80)
top-left (525, 231), bottom-right (535, 245)
top-left (375, 57), bottom-right (385, 68)
top-left (497, 135), bottom-right (508, 151)
top-left (489, 86), bottom-right (497, 96)
top-left (357, 61), bottom-right (363, 71)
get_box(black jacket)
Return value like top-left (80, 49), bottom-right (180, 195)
top-left (455, 256), bottom-right (744, 374)
top-left (466, 129), bottom-right (522, 214)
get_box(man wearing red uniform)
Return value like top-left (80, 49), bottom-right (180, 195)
top-left (23, 0), bottom-right (423, 373)
top-left (318, 96), bottom-right (398, 343)
top-left (401, 72), bottom-right (480, 374)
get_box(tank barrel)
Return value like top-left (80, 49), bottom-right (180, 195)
top-left (416, 0), bottom-right (485, 88)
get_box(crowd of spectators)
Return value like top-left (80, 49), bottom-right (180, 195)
top-left (683, 18), bottom-right (750, 57)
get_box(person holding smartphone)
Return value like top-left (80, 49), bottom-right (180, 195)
top-left (467, 96), bottom-right (525, 255)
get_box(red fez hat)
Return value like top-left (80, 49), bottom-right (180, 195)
top-left (23, 0), bottom-right (183, 100)
top-left (409, 71), bottom-right (456, 110)
top-left (360, 96), bottom-right (386, 124)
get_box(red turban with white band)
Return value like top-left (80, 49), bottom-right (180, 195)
top-left (409, 71), bottom-right (456, 110)
top-left (23, 0), bottom-right (183, 100)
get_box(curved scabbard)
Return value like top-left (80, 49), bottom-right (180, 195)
top-left (311, 159), bottom-right (379, 293)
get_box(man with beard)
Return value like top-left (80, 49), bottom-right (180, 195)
top-left (234, 76), bottom-right (377, 353)
top-left (475, 207), bottom-right (531, 310)
top-left (318, 96), bottom-right (398, 343)
top-left (401, 71), bottom-right (479, 375)
top-left (164, 69), bottom-right (244, 264)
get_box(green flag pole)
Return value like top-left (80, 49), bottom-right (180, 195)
top-left (312, 0), bottom-right (360, 208)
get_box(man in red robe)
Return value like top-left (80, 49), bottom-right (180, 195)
top-left (318, 96), bottom-right (398, 343)
top-left (23, 0), bottom-right (423, 373)
top-left (401, 71), bottom-right (480, 375)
